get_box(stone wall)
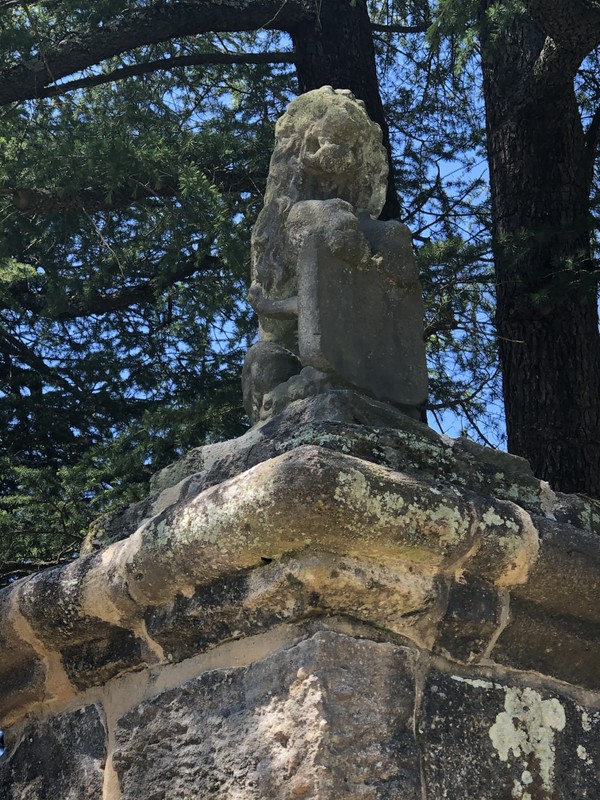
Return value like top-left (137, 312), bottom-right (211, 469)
top-left (1, 391), bottom-right (600, 799)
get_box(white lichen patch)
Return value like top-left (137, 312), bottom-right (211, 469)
top-left (512, 780), bottom-right (531, 800)
top-left (333, 468), bottom-right (470, 555)
top-left (520, 770), bottom-right (533, 785)
top-left (577, 502), bottom-right (594, 533)
top-left (539, 481), bottom-right (556, 518)
top-left (481, 507), bottom-right (520, 534)
top-left (478, 504), bottom-right (539, 587)
top-left (578, 708), bottom-right (600, 732)
top-left (274, 428), bottom-right (381, 456)
top-left (489, 687), bottom-right (566, 795)
top-left (577, 745), bottom-right (593, 766)
top-left (582, 711), bottom-right (592, 731)
top-left (176, 478), bottom-right (274, 548)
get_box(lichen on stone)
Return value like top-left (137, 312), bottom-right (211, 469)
top-left (489, 686), bottom-right (566, 796)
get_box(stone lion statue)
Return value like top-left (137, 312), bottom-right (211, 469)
top-left (249, 86), bottom-right (388, 351)
top-left (243, 87), bottom-right (427, 424)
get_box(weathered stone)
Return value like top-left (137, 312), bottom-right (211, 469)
top-left (5, 378), bottom-right (600, 800)
top-left (0, 592), bottom-right (47, 727)
top-left (553, 490), bottom-right (600, 535)
top-left (419, 666), bottom-right (600, 799)
top-left (0, 443), bottom-right (476, 717)
top-left (259, 365), bottom-right (332, 422)
top-left (491, 596), bottom-right (600, 690)
top-left (118, 445), bottom-right (484, 608)
top-left (147, 392), bottom-right (549, 517)
top-left (485, 516), bottom-right (600, 688)
top-left (242, 340), bottom-right (302, 422)
top-left (297, 213), bottom-right (427, 407)
top-left (0, 705), bottom-right (106, 799)
top-left (15, 554), bottom-right (159, 691)
top-left (4, 623), bottom-right (600, 799)
top-left (113, 631), bottom-right (421, 799)
top-left (454, 435), bottom-right (535, 479)
top-left (145, 553), bottom-right (443, 663)
top-left (435, 577), bottom-right (505, 662)
top-left (512, 516), bottom-right (600, 623)
top-left (465, 494), bottom-right (539, 587)
top-left (3, 410), bottom-right (600, 800)
top-left (7, 77), bottom-right (600, 800)
top-left (87, 390), bottom-right (554, 552)
top-left (149, 390), bottom-right (436, 497)
top-left (2, 435), bottom-right (573, 724)
top-left (250, 87), bottom-right (388, 349)
top-left (245, 87), bottom-right (427, 416)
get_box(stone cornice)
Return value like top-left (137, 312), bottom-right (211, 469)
top-left (2, 400), bottom-right (600, 728)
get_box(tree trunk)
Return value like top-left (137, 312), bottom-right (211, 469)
top-left (481, 7), bottom-right (600, 496)
top-left (291, 0), bottom-right (401, 219)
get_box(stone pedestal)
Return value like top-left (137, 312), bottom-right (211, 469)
top-left (1, 392), bottom-right (600, 798)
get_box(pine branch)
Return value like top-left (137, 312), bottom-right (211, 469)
top-left (33, 50), bottom-right (296, 100)
top-left (3, 254), bottom-right (221, 319)
top-left (423, 316), bottom-right (459, 339)
top-left (0, 326), bottom-right (81, 393)
top-left (1, 168), bottom-right (265, 214)
top-left (0, 1), bottom-right (314, 106)
top-left (0, 0), bottom-right (59, 7)
top-left (427, 368), bottom-right (501, 412)
top-left (370, 22), bottom-right (430, 33)
top-left (0, 545), bottom-right (78, 583)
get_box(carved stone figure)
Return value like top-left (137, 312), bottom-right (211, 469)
top-left (241, 341), bottom-right (301, 423)
top-left (250, 87), bottom-right (385, 349)
top-left (243, 86), bottom-right (428, 423)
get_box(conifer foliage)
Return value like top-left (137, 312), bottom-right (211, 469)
top-left (1, 1), bottom-right (598, 581)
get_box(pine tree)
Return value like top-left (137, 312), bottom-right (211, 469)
top-left (0, 1), bottom-right (517, 581)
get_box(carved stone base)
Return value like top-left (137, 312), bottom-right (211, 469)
top-left (2, 390), bottom-right (600, 798)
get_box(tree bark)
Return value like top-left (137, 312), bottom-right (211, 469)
top-left (481, 3), bottom-right (600, 496)
top-left (290, 0), bottom-right (401, 218)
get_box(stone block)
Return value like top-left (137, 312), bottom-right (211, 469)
top-left (436, 577), bottom-right (505, 661)
top-left (15, 556), bottom-right (155, 690)
top-left (0, 704), bottom-right (106, 799)
top-left (99, 390), bottom-right (549, 550)
top-left (0, 592), bottom-right (46, 727)
top-left (113, 631), bottom-right (421, 799)
top-left (297, 226), bottom-right (428, 408)
top-left (419, 667), bottom-right (600, 799)
top-left (553, 491), bottom-right (600, 535)
top-left (492, 597), bottom-right (600, 690)
top-left (144, 554), bottom-right (441, 663)
top-left (512, 516), bottom-right (600, 623)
